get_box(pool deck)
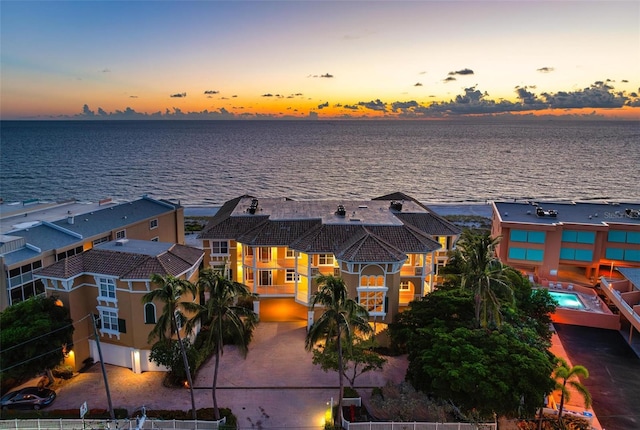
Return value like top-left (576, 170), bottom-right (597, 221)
top-left (537, 285), bottom-right (621, 331)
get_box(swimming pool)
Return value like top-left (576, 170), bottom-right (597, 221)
top-left (548, 291), bottom-right (586, 310)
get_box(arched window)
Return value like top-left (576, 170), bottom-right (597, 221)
top-left (144, 303), bottom-right (156, 324)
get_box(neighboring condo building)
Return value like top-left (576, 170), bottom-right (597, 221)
top-left (198, 193), bottom-right (461, 332)
top-left (35, 239), bottom-right (204, 373)
top-left (0, 197), bottom-right (185, 310)
top-left (491, 201), bottom-right (640, 284)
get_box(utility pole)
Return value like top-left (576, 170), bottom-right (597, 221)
top-left (91, 314), bottom-right (116, 421)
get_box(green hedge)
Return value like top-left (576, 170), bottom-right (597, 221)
top-left (0, 407), bottom-right (236, 425)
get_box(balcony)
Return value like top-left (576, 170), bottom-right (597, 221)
top-left (245, 282), bottom-right (295, 296)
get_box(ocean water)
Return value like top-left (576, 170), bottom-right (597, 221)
top-left (1, 119), bottom-right (638, 206)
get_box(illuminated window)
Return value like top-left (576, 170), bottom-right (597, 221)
top-left (360, 275), bottom-right (385, 287)
top-left (318, 254), bottom-right (334, 265)
top-left (399, 281), bottom-right (410, 291)
top-left (358, 289), bottom-right (386, 315)
top-left (260, 247), bottom-right (271, 263)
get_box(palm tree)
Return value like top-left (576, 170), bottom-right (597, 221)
top-left (446, 230), bottom-right (513, 328)
top-left (553, 357), bottom-right (592, 422)
top-left (186, 268), bottom-right (258, 421)
top-left (142, 274), bottom-right (200, 420)
top-left (305, 274), bottom-right (372, 424)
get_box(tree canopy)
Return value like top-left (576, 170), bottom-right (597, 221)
top-left (0, 295), bottom-right (74, 383)
top-left (390, 231), bottom-right (558, 420)
top-left (187, 268), bottom-right (258, 421)
top-left (305, 274), bottom-right (372, 424)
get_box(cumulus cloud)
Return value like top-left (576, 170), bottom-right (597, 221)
top-left (358, 99), bottom-right (387, 112)
top-left (204, 90), bottom-right (219, 94)
top-left (101, 68), bottom-right (111, 73)
top-left (262, 93), bottom-right (273, 97)
top-left (129, 95), bottom-right (138, 98)
top-left (540, 81), bottom-right (627, 109)
top-left (444, 76), bottom-right (456, 83)
top-left (170, 92), bottom-right (186, 98)
top-left (537, 67), bottom-right (555, 73)
top-left (309, 73), bottom-right (334, 78)
top-left (391, 101), bottom-right (420, 112)
top-left (448, 68), bottom-right (474, 76)
top-left (414, 82), bottom-right (423, 87)
top-left (70, 80), bottom-right (638, 120)
top-left (82, 104), bottom-right (94, 116)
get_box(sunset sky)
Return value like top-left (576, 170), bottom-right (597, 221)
top-left (1, 0), bottom-right (639, 120)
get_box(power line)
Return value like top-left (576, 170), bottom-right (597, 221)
top-left (0, 313), bottom-right (91, 354)
top-left (0, 334), bottom-right (93, 373)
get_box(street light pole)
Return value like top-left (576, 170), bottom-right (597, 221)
top-left (91, 314), bottom-right (116, 421)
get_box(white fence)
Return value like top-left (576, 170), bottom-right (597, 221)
top-left (340, 420), bottom-right (497, 430)
top-left (0, 418), bottom-right (225, 430)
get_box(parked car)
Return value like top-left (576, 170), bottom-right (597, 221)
top-left (0, 387), bottom-right (56, 410)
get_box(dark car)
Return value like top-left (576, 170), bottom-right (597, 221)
top-left (0, 387), bottom-right (56, 410)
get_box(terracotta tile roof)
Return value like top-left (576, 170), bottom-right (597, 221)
top-left (290, 224), bottom-right (367, 253)
top-left (198, 215), bottom-right (269, 239)
top-left (238, 219), bottom-right (322, 246)
top-left (197, 193), bottom-right (459, 263)
top-left (36, 242), bottom-right (203, 281)
top-left (366, 225), bottom-right (441, 252)
top-left (396, 212), bottom-right (461, 236)
top-left (335, 228), bottom-right (407, 263)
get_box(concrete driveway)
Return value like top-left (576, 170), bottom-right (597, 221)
top-left (46, 322), bottom-right (408, 429)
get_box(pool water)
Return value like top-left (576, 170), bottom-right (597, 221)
top-left (549, 291), bottom-right (586, 310)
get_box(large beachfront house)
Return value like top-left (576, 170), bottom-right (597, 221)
top-left (35, 239), bottom-right (204, 373)
top-left (0, 197), bottom-right (185, 311)
top-left (198, 193), bottom-right (461, 332)
top-left (491, 201), bottom-right (640, 285)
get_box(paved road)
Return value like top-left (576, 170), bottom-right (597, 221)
top-left (554, 324), bottom-right (640, 430)
top-left (35, 322), bottom-right (408, 429)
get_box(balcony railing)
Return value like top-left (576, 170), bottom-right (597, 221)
top-left (253, 284), bottom-right (296, 296)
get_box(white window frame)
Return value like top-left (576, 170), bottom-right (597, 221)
top-left (98, 277), bottom-right (117, 302)
top-left (260, 247), bottom-right (271, 263)
top-left (399, 281), bottom-right (411, 291)
top-left (144, 302), bottom-right (156, 324)
top-left (360, 275), bottom-right (385, 287)
top-left (211, 240), bottom-right (229, 255)
top-left (149, 219), bottom-right (158, 230)
top-left (357, 287), bottom-right (388, 316)
top-left (115, 230), bottom-right (126, 240)
top-left (318, 254), bottom-right (334, 266)
top-left (286, 248), bottom-right (295, 259)
top-left (259, 270), bottom-right (272, 286)
top-left (285, 269), bottom-right (299, 283)
top-left (97, 306), bottom-right (120, 338)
